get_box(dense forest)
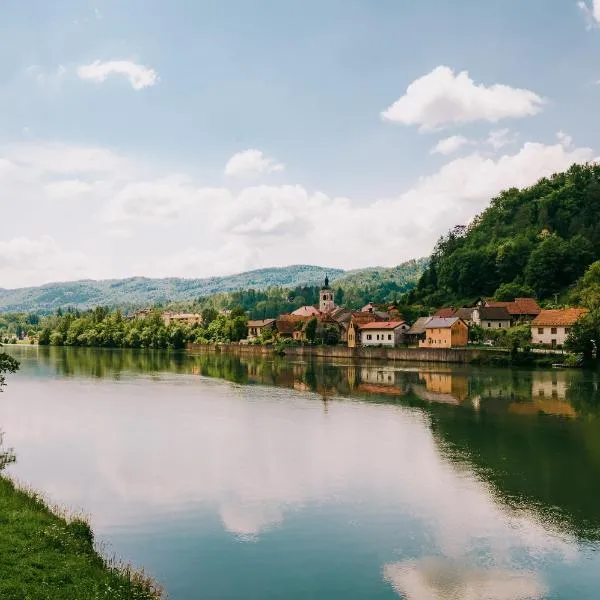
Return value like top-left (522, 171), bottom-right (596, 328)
top-left (170, 258), bottom-right (428, 319)
top-left (409, 164), bottom-right (600, 307)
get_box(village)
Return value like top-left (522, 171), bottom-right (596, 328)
top-left (162, 277), bottom-right (590, 351)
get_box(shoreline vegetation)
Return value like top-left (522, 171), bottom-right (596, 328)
top-left (0, 351), bottom-right (163, 600)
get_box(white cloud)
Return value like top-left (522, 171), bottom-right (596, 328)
top-left (431, 135), bottom-right (469, 155)
top-left (381, 66), bottom-right (545, 130)
top-left (77, 60), bottom-right (158, 90)
top-left (224, 149), bottom-right (285, 178)
top-left (45, 179), bottom-right (95, 201)
top-left (578, 1), bottom-right (600, 28)
top-left (0, 135), bottom-right (595, 287)
top-left (0, 236), bottom-right (86, 287)
top-left (487, 129), bottom-right (518, 150)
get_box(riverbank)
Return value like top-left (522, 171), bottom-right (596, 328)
top-left (187, 343), bottom-right (566, 366)
top-left (0, 474), bottom-right (162, 600)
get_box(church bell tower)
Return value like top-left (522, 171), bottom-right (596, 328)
top-left (319, 275), bottom-right (335, 313)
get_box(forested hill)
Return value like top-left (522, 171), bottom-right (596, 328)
top-left (409, 163), bottom-right (600, 307)
top-left (0, 265), bottom-right (343, 313)
top-left (0, 259), bottom-right (428, 313)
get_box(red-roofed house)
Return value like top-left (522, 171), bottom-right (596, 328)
top-left (358, 321), bottom-right (409, 348)
top-left (434, 307), bottom-right (457, 318)
top-left (485, 298), bottom-right (541, 323)
top-left (531, 308), bottom-right (589, 348)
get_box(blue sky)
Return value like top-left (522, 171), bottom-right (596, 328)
top-left (1, 0), bottom-right (600, 287)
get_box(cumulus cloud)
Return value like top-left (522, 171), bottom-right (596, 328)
top-left (0, 236), bottom-right (86, 287)
top-left (224, 149), bottom-right (285, 178)
top-left (0, 134), bottom-right (595, 287)
top-left (578, 1), bottom-right (600, 28)
top-left (431, 135), bottom-right (469, 155)
top-left (487, 129), bottom-right (519, 150)
top-left (381, 66), bottom-right (545, 130)
top-left (77, 60), bottom-right (158, 90)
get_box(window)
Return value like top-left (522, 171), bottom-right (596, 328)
top-left (388, 334), bottom-right (392, 340)
top-left (487, 322), bottom-right (491, 328)
top-left (498, 323), bottom-right (502, 328)
top-left (367, 334), bottom-right (372, 340)
top-left (376, 334), bottom-right (380, 340)
top-left (565, 327), bottom-right (571, 335)
top-left (538, 328), bottom-right (544, 335)
top-left (551, 327), bottom-right (557, 334)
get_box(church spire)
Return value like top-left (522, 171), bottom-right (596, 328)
top-left (324, 274), bottom-right (330, 289)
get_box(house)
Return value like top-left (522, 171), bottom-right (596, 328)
top-left (246, 319), bottom-right (276, 341)
top-left (485, 298), bottom-right (541, 322)
top-left (472, 306), bottom-right (512, 330)
top-left (531, 308), bottom-right (588, 348)
top-left (359, 321), bottom-right (409, 348)
top-left (433, 307), bottom-right (457, 318)
top-left (453, 307), bottom-right (476, 326)
top-left (419, 317), bottom-right (469, 349)
top-left (162, 312), bottom-right (203, 326)
top-left (291, 305), bottom-right (320, 318)
top-left (275, 315), bottom-right (306, 339)
top-left (405, 316), bottom-right (432, 345)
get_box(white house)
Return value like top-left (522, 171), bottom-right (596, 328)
top-left (472, 306), bottom-right (512, 330)
top-left (531, 308), bottom-right (588, 348)
top-left (359, 321), bottom-right (408, 348)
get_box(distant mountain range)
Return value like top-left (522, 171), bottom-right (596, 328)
top-left (0, 260), bottom-right (428, 313)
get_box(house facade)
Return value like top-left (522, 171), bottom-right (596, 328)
top-left (247, 319), bottom-right (276, 341)
top-left (162, 312), bottom-right (203, 326)
top-left (531, 308), bottom-right (588, 348)
top-left (472, 306), bottom-right (512, 330)
top-left (419, 317), bottom-right (469, 349)
top-left (359, 321), bottom-right (408, 348)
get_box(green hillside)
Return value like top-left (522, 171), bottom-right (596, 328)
top-left (410, 163), bottom-right (600, 307)
top-left (0, 265), bottom-right (344, 313)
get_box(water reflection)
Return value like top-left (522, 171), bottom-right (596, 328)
top-left (384, 557), bottom-right (545, 600)
top-left (2, 346), bottom-right (600, 598)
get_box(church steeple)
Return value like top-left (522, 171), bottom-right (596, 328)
top-left (319, 274), bottom-right (335, 313)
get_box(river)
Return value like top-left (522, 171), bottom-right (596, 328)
top-left (1, 345), bottom-right (600, 599)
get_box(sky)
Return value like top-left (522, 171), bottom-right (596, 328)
top-left (1, 0), bottom-right (600, 288)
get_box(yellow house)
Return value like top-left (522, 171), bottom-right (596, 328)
top-left (419, 317), bottom-right (468, 349)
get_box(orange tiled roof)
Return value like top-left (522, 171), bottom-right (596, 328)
top-left (487, 298), bottom-right (541, 316)
top-left (532, 308), bottom-right (589, 327)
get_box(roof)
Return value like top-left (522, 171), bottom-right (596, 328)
top-left (434, 307), bottom-right (457, 318)
top-left (477, 306), bottom-right (511, 320)
top-left (291, 305), bottom-right (320, 317)
top-left (275, 319), bottom-right (298, 335)
top-left (486, 297), bottom-right (541, 316)
top-left (407, 316), bottom-right (432, 335)
top-left (247, 319), bottom-right (276, 328)
top-left (454, 307), bottom-right (475, 321)
top-left (359, 321), bottom-right (406, 330)
top-left (532, 308), bottom-right (589, 327)
top-left (425, 317), bottom-right (463, 329)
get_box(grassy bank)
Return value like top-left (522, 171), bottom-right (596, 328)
top-left (0, 475), bottom-right (163, 600)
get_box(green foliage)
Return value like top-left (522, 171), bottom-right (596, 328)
top-left (571, 260), bottom-right (600, 310)
top-left (494, 282), bottom-right (534, 302)
top-left (305, 318), bottom-right (318, 344)
top-left (0, 265), bottom-right (344, 313)
top-left (565, 311), bottom-right (600, 362)
top-left (38, 308), bottom-right (249, 349)
top-left (412, 164), bottom-right (600, 306)
top-left (0, 350), bottom-right (19, 390)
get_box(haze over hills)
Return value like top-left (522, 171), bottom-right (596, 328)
top-left (0, 260), bottom-right (428, 313)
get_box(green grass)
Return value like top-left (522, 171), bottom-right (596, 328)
top-left (0, 476), bottom-right (163, 600)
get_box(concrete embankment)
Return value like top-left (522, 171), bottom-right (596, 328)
top-left (187, 343), bottom-right (506, 364)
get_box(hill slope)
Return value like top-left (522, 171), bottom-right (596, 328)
top-left (410, 163), bottom-right (600, 307)
top-left (0, 265), bottom-right (344, 313)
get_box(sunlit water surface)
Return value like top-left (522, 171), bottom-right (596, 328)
top-left (2, 346), bottom-right (600, 599)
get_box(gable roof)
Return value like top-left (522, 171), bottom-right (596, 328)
top-left (477, 306), bottom-right (511, 321)
top-left (425, 317), bottom-right (463, 329)
top-left (291, 305), bottom-right (320, 317)
top-left (247, 319), bottom-right (275, 328)
top-left (454, 307), bottom-right (475, 321)
top-left (359, 321), bottom-right (406, 330)
top-left (407, 316), bottom-right (433, 335)
top-left (486, 297), bottom-right (541, 316)
top-left (434, 307), bottom-right (457, 318)
top-left (532, 308), bottom-right (589, 327)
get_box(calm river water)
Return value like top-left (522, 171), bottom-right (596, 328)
top-left (2, 346), bottom-right (600, 599)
